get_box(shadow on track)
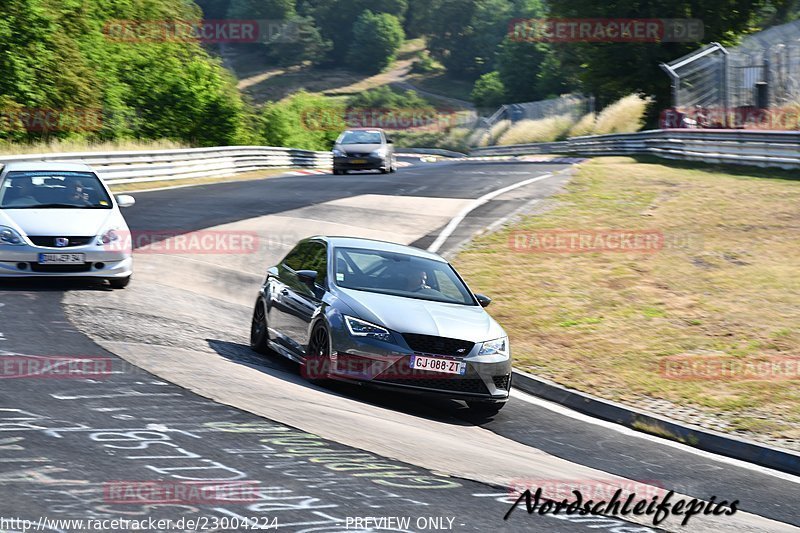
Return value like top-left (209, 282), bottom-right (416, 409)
top-left (206, 338), bottom-right (510, 427)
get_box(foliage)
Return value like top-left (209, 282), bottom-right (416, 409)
top-left (259, 91), bottom-right (343, 150)
top-left (592, 94), bottom-right (652, 135)
top-left (471, 72), bottom-right (506, 108)
top-left (496, 114), bottom-right (573, 144)
top-left (346, 11), bottom-right (405, 73)
top-left (347, 86), bottom-right (431, 110)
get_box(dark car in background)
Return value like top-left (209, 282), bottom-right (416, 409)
top-left (250, 236), bottom-right (512, 414)
top-left (332, 128), bottom-right (396, 175)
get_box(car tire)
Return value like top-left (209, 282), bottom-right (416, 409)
top-left (305, 323), bottom-right (331, 383)
top-left (108, 276), bottom-right (131, 289)
top-left (466, 401), bottom-right (504, 416)
top-left (250, 300), bottom-right (270, 355)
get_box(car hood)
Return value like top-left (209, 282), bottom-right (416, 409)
top-left (336, 287), bottom-right (505, 343)
top-left (338, 143), bottom-right (383, 154)
top-left (0, 209), bottom-right (121, 237)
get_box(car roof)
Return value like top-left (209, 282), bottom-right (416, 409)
top-left (311, 236), bottom-right (447, 263)
top-left (1, 162), bottom-right (95, 173)
top-left (341, 128), bottom-right (385, 132)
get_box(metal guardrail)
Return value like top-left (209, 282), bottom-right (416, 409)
top-left (470, 129), bottom-right (800, 169)
top-left (0, 146), bottom-right (333, 185)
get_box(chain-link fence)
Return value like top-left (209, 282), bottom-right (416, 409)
top-left (662, 19), bottom-right (800, 119)
top-left (488, 94), bottom-right (594, 125)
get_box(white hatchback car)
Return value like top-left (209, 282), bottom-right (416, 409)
top-left (0, 162), bottom-right (135, 288)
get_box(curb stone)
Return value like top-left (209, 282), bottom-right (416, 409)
top-left (511, 369), bottom-right (800, 476)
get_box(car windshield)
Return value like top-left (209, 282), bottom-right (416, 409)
top-left (339, 131), bottom-right (382, 145)
top-left (334, 247), bottom-right (476, 306)
top-left (0, 171), bottom-right (113, 209)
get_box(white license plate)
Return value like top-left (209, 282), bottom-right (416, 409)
top-left (409, 355), bottom-right (466, 375)
top-left (38, 253), bottom-right (85, 265)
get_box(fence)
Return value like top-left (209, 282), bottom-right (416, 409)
top-left (470, 129), bottom-right (800, 169)
top-left (662, 19), bottom-right (800, 111)
top-left (0, 146), bottom-right (332, 185)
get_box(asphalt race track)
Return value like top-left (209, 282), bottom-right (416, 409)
top-left (1, 157), bottom-right (798, 532)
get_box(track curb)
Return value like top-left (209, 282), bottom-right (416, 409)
top-left (511, 369), bottom-right (800, 476)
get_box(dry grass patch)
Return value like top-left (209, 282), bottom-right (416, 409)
top-left (496, 114), bottom-right (573, 145)
top-left (455, 157), bottom-right (800, 440)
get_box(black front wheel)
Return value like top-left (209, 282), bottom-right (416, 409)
top-left (305, 323), bottom-right (331, 383)
top-left (250, 301), bottom-right (270, 354)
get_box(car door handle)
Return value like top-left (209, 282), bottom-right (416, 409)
top-left (281, 289), bottom-right (290, 296)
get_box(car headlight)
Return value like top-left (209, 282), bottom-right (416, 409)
top-left (0, 226), bottom-right (24, 246)
top-left (97, 228), bottom-right (120, 245)
top-left (370, 147), bottom-right (388, 158)
top-left (344, 315), bottom-right (392, 342)
top-left (478, 336), bottom-right (509, 356)
top-left (332, 148), bottom-right (346, 157)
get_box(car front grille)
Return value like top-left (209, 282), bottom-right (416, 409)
top-left (346, 152), bottom-right (370, 158)
top-left (401, 333), bottom-right (475, 357)
top-left (28, 236), bottom-right (94, 248)
top-left (29, 263), bottom-right (93, 273)
top-left (492, 374), bottom-right (511, 390)
top-left (374, 376), bottom-right (489, 395)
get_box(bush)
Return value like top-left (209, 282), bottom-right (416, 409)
top-left (471, 72), bottom-right (506, 108)
top-left (347, 86), bottom-right (430, 110)
top-left (567, 112), bottom-right (597, 138)
top-left (488, 119), bottom-right (511, 144)
top-left (593, 94), bottom-right (652, 135)
top-left (410, 51), bottom-right (439, 74)
top-left (346, 11), bottom-right (405, 73)
top-left (496, 115), bottom-right (573, 145)
top-left (260, 92), bottom-right (344, 151)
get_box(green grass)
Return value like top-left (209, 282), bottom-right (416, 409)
top-left (454, 157), bottom-right (800, 441)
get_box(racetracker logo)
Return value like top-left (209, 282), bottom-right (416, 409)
top-left (300, 107), bottom-right (467, 132)
top-left (660, 354), bottom-right (800, 381)
top-left (660, 107), bottom-right (800, 130)
top-left (105, 230), bottom-right (260, 255)
top-left (508, 230), bottom-right (666, 253)
top-left (102, 19), bottom-right (300, 44)
top-left (509, 18), bottom-right (704, 43)
top-left (103, 481), bottom-right (261, 504)
top-left (0, 108), bottom-right (103, 133)
top-left (0, 356), bottom-right (112, 379)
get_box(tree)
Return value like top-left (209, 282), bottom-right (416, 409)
top-left (471, 71), bottom-right (506, 108)
top-left (425, 0), bottom-right (512, 80)
top-left (547, 0), bottom-right (788, 112)
top-left (227, 0), bottom-right (295, 19)
top-left (495, 38), bottom-right (569, 103)
top-left (346, 11), bottom-right (405, 73)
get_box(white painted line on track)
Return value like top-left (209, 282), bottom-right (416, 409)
top-left (511, 388), bottom-right (800, 485)
top-left (427, 172), bottom-right (554, 253)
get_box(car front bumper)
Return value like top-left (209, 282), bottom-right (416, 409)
top-left (0, 243), bottom-right (133, 279)
top-left (333, 155), bottom-right (387, 171)
top-left (327, 329), bottom-right (512, 402)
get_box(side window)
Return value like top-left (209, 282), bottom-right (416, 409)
top-left (303, 243), bottom-right (328, 286)
top-left (283, 243), bottom-right (311, 271)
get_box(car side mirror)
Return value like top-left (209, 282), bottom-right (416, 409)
top-left (296, 270), bottom-right (318, 287)
top-left (475, 293), bottom-right (492, 307)
top-left (386, 138), bottom-right (394, 144)
top-left (116, 194), bottom-right (136, 208)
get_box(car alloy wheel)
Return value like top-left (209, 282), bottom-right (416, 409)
top-left (305, 323), bottom-right (331, 382)
top-left (250, 301), bottom-right (270, 354)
